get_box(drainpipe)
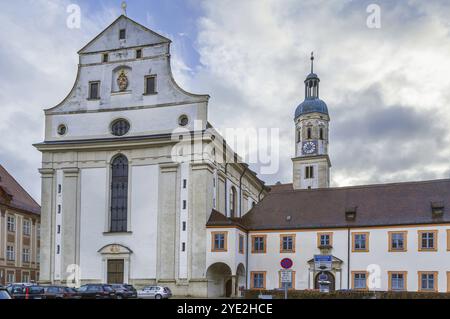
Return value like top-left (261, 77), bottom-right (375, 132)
top-left (347, 227), bottom-right (351, 289)
top-left (245, 231), bottom-right (249, 292)
top-left (239, 167), bottom-right (248, 218)
top-left (224, 163), bottom-right (229, 216)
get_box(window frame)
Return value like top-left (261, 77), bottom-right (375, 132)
top-left (7, 216), bottom-right (16, 232)
top-left (136, 49), bottom-right (143, 59)
top-left (6, 245), bottom-right (15, 261)
top-left (388, 231), bottom-right (407, 252)
top-left (250, 271), bottom-right (266, 290)
top-left (23, 219), bottom-right (31, 237)
top-left (238, 234), bottom-right (245, 254)
top-left (418, 271), bottom-right (438, 292)
top-left (317, 232), bottom-right (333, 248)
top-left (229, 186), bottom-right (237, 218)
top-left (144, 75), bottom-right (157, 95)
top-left (418, 230), bottom-right (438, 252)
top-left (102, 53), bottom-right (109, 63)
top-left (251, 235), bottom-right (267, 254)
top-left (22, 248), bottom-right (30, 263)
top-left (119, 29), bottom-right (126, 40)
top-left (278, 270), bottom-right (296, 290)
top-left (352, 232), bottom-right (370, 252)
top-left (211, 231), bottom-right (228, 252)
top-left (109, 154), bottom-right (129, 233)
top-left (88, 81), bottom-right (101, 100)
top-left (351, 271), bottom-right (368, 290)
top-left (388, 271), bottom-right (407, 291)
top-left (279, 234), bottom-right (296, 253)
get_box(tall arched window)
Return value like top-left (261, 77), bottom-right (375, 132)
top-left (319, 127), bottom-right (324, 140)
top-left (230, 186), bottom-right (237, 218)
top-left (110, 155), bottom-right (129, 232)
top-left (307, 127), bottom-right (312, 140)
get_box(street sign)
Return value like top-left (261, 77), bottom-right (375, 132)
top-left (281, 270), bottom-right (292, 283)
top-left (280, 258), bottom-right (293, 269)
top-left (314, 255), bottom-right (332, 271)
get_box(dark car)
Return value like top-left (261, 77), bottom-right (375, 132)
top-left (0, 287), bottom-right (12, 300)
top-left (64, 287), bottom-right (81, 299)
top-left (10, 285), bottom-right (46, 299)
top-left (44, 286), bottom-right (76, 299)
top-left (111, 284), bottom-right (137, 299)
top-left (77, 284), bottom-right (116, 299)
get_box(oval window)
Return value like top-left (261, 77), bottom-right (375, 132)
top-left (178, 115), bottom-right (189, 127)
top-left (111, 119), bottom-right (130, 136)
top-left (57, 124), bottom-right (67, 136)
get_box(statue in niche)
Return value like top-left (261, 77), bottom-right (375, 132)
top-left (117, 69), bottom-right (129, 91)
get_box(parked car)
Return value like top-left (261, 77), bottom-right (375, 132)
top-left (111, 284), bottom-right (137, 299)
top-left (0, 287), bottom-right (12, 300)
top-left (77, 284), bottom-right (116, 299)
top-left (10, 285), bottom-right (46, 299)
top-left (64, 287), bottom-right (81, 299)
top-left (44, 286), bottom-right (78, 299)
top-left (137, 286), bottom-right (172, 299)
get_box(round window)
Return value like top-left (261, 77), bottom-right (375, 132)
top-left (178, 115), bottom-right (189, 127)
top-left (57, 124), bottom-right (67, 136)
top-left (111, 119), bottom-right (130, 136)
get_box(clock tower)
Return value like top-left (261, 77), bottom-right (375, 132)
top-left (292, 53), bottom-right (331, 189)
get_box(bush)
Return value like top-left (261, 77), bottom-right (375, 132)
top-left (244, 289), bottom-right (450, 299)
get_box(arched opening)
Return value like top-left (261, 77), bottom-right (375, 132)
top-left (230, 186), bottom-right (237, 218)
top-left (110, 154), bottom-right (129, 232)
top-left (206, 263), bottom-right (232, 298)
top-left (319, 127), bottom-right (324, 140)
top-left (314, 271), bottom-right (335, 292)
top-left (236, 264), bottom-right (246, 297)
top-left (307, 127), bottom-right (312, 140)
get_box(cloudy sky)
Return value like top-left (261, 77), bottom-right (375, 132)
top-left (1, 0), bottom-right (450, 202)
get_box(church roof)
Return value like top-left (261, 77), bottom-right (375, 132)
top-left (295, 97), bottom-right (329, 118)
top-left (208, 179), bottom-right (450, 230)
top-left (0, 165), bottom-right (40, 215)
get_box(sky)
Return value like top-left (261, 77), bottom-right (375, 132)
top-left (1, 0), bottom-right (450, 203)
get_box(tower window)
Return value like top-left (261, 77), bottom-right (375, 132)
top-left (320, 128), bottom-right (324, 140)
top-left (297, 130), bottom-right (301, 143)
top-left (102, 53), bottom-right (109, 63)
top-left (119, 29), bottom-right (126, 40)
top-left (230, 186), bottom-right (237, 218)
top-left (88, 81), bottom-right (100, 100)
top-left (305, 166), bottom-right (314, 179)
top-left (307, 127), bottom-right (312, 139)
top-left (145, 76), bottom-right (157, 95)
top-left (136, 49), bottom-right (142, 59)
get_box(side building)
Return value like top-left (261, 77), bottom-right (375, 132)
top-left (0, 165), bottom-right (41, 285)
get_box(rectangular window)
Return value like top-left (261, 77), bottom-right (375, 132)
top-left (57, 245), bottom-right (60, 255)
top-left (389, 272), bottom-right (407, 291)
top-left (352, 272), bottom-right (367, 290)
top-left (23, 220), bottom-right (31, 236)
top-left (280, 234), bottom-right (295, 253)
top-left (6, 246), bottom-right (15, 261)
top-left (7, 272), bottom-right (15, 284)
top-left (318, 232), bottom-right (333, 248)
top-left (57, 225), bottom-right (61, 234)
top-left (119, 29), bottom-right (126, 40)
top-left (102, 53), bottom-right (109, 63)
top-left (37, 224), bottom-right (40, 239)
top-left (212, 232), bottom-right (227, 252)
top-left (305, 166), bottom-right (314, 179)
top-left (58, 184), bottom-right (62, 194)
top-left (251, 272), bottom-right (266, 290)
top-left (352, 232), bottom-right (369, 252)
top-left (145, 76), bottom-right (157, 95)
top-left (7, 216), bottom-right (15, 232)
top-left (182, 242), bottom-right (186, 252)
top-left (252, 235), bottom-right (266, 253)
top-left (22, 248), bottom-right (30, 263)
top-left (183, 179), bottom-right (187, 189)
top-left (419, 272), bottom-right (437, 292)
top-left (183, 200), bottom-right (187, 210)
top-left (22, 273), bottom-right (30, 283)
top-left (418, 230), bottom-right (438, 251)
top-left (239, 234), bottom-right (244, 254)
top-left (389, 231), bottom-right (407, 252)
top-left (89, 81), bottom-right (100, 100)
top-left (136, 49), bottom-right (142, 59)
top-left (182, 221), bottom-right (186, 232)
top-left (58, 205), bottom-right (61, 214)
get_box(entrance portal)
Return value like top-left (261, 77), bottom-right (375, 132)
top-left (314, 271), bottom-right (335, 291)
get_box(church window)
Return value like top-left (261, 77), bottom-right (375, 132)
top-left (307, 127), bottom-right (312, 139)
top-left (145, 76), bottom-right (157, 95)
top-left (178, 115), bottom-right (189, 127)
top-left (119, 29), bottom-right (126, 40)
top-left (102, 53), bottom-right (109, 63)
top-left (305, 166), bottom-right (314, 179)
top-left (111, 119), bottom-right (130, 136)
top-left (182, 243), bottom-right (186, 252)
top-left (319, 127), bottom-right (324, 140)
top-left (182, 221), bottom-right (186, 231)
top-left (183, 200), bottom-right (187, 210)
top-left (297, 130), bottom-right (301, 143)
top-left (136, 49), bottom-right (142, 59)
top-left (88, 81), bottom-right (100, 100)
top-left (57, 125), bottom-right (67, 136)
top-left (183, 179), bottom-right (187, 189)
top-left (230, 186), bottom-right (237, 217)
top-left (110, 155), bottom-right (129, 232)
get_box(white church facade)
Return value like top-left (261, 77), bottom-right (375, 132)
top-left (35, 15), bottom-right (450, 298)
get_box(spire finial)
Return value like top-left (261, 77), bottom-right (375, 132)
top-left (310, 51), bottom-right (314, 73)
top-left (121, 1), bottom-right (127, 16)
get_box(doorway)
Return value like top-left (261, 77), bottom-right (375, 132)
top-left (314, 271), bottom-right (335, 291)
top-left (107, 259), bottom-right (124, 284)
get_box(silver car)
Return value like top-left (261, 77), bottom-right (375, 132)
top-left (137, 286), bottom-right (172, 299)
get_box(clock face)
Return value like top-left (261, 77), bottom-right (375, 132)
top-left (302, 141), bottom-right (317, 155)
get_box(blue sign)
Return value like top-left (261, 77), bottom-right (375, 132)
top-left (280, 258), bottom-right (293, 269)
top-left (314, 255), bottom-right (332, 263)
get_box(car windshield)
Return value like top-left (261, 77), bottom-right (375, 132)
top-left (103, 286), bottom-right (114, 292)
top-left (0, 291), bottom-right (11, 299)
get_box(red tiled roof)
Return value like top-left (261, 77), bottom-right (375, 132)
top-left (0, 165), bottom-right (40, 215)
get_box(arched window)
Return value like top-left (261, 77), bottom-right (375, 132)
top-left (319, 127), bottom-right (324, 140)
top-left (307, 127), bottom-right (312, 140)
top-left (230, 186), bottom-right (237, 218)
top-left (110, 155), bottom-right (129, 232)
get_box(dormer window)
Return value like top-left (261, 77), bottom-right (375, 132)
top-left (88, 81), bottom-right (100, 100)
top-left (431, 201), bottom-right (444, 217)
top-left (102, 53), bottom-right (109, 63)
top-left (119, 29), bottom-right (126, 40)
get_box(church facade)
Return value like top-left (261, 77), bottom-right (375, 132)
top-left (35, 15), bottom-right (450, 298)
